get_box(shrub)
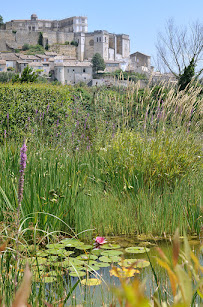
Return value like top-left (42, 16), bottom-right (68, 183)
top-left (0, 72), bottom-right (16, 83)
top-left (22, 43), bottom-right (30, 51)
top-left (70, 40), bottom-right (78, 47)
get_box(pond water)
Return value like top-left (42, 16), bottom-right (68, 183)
top-left (41, 234), bottom-right (202, 306)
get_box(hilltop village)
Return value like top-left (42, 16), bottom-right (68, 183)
top-left (0, 14), bottom-right (172, 85)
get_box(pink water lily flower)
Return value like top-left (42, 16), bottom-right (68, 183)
top-left (95, 237), bottom-right (107, 245)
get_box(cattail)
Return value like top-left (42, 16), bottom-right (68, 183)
top-left (18, 141), bottom-right (27, 205)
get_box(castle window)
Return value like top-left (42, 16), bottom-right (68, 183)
top-left (105, 37), bottom-right (106, 42)
top-left (29, 26), bottom-right (31, 31)
top-left (83, 68), bottom-right (86, 73)
top-left (97, 37), bottom-right (98, 42)
top-left (99, 37), bottom-right (101, 42)
top-left (32, 26), bottom-right (35, 31)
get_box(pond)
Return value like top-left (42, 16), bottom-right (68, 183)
top-left (26, 234), bottom-right (202, 306)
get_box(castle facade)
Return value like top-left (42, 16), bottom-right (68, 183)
top-left (0, 14), bottom-right (130, 62)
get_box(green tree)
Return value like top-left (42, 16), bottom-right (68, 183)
top-left (13, 66), bottom-right (39, 83)
top-left (0, 15), bottom-right (3, 25)
top-left (91, 53), bottom-right (106, 73)
top-left (38, 32), bottom-right (43, 46)
top-left (178, 57), bottom-right (195, 91)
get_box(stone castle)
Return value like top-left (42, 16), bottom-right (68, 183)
top-left (0, 14), bottom-right (130, 62)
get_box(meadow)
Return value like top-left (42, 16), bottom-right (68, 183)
top-left (0, 81), bottom-right (202, 305)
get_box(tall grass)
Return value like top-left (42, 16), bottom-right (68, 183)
top-left (0, 81), bottom-right (202, 237)
top-left (0, 131), bottom-right (202, 237)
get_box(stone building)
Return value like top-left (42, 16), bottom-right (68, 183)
top-left (54, 61), bottom-right (92, 85)
top-left (129, 52), bottom-right (151, 74)
top-left (0, 14), bottom-right (130, 63)
top-left (5, 14), bottom-right (88, 33)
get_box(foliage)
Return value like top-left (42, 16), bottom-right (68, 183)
top-left (0, 72), bottom-right (16, 83)
top-left (178, 57), bottom-right (195, 91)
top-left (0, 15), bottom-right (4, 25)
top-left (13, 66), bottom-right (39, 83)
top-left (65, 41), bottom-right (69, 45)
top-left (38, 32), bottom-right (43, 46)
top-left (113, 69), bottom-right (147, 82)
top-left (70, 40), bottom-right (78, 47)
top-left (22, 43), bottom-right (30, 51)
top-left (25, 44), bottom-right (45, 55)
top-left (45, 42), bottom-right (49, 50)
top-left (92, 53), bottom-right (106, 73)
top-left (7, 66), bottom-right (15, 71)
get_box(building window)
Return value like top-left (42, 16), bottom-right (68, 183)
top-left (29, 26), bottom-right (31, 31)
top-left (99, 37), bottom-right (101, 42)
top-left (67, 69), bottom-right (69, 73)
top-left (97, 37), bottom-right (98, 42)
top-left (83, 68), bottom-right (86, 73)
top-left (73, 69), bottom-right (74, 72)
top-left (105, 37), bottom-right (106, 42)
top-left (32, 26), bottom-right (35, 31)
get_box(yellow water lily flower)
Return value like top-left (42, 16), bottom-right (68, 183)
top-left (110, 267), bottom-right (140, 278)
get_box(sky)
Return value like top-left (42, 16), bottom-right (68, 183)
top-left (1, 0), bottom-right (202, 67)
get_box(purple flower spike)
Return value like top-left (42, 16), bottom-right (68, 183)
top-left (18, 141), bottom-right (27, 204)
top-left (4, 130), bottom-right (6, 138)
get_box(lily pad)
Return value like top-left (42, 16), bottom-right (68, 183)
top-left (119, 259), bottom-right (150, 268)
top-left (47, 270), bottom-right (59, 277)
top-left (45, 248), bottom-right (65, 255)
top-left (98, 262), bottom-right (110, 268)
top-left (81, 278), bottom-right (102, 286)
top-left (69, 271), bottom-right (86, 277)
top-left (100, 244), bottom-right (121, 249)
top-left (99, 256), bottom-right (112, 263)
top-left (33, 257), bottom-right (47, 265)
top-left (101, 250), bottom-right (123, 257)
top-left (69, 266), bottom-right (85, 272)
top-left (41, 276), bottom-right (57, 283)
top-left (125, 247), bottom-right (150, 254)
top-left (36, 251), bottom-right (48, 257)
top-left (109, 256), bottom-right (122, 262)
top-left (77, 254), bottom-right (98, 261)
top-left (62, 258), bottom-right (84, 267)
top-left (91, 249), bottom-right (102, 255)
top-left (61, 251), bottom-right (74, 257)
top-left (46, 243), bottom-right (63, 249)
top-left (75, 245), bottom-right (93, 250)
top-left (86, 265), bottom-right (100, 272)
top-left (47, 256), bottom-right (58, 262)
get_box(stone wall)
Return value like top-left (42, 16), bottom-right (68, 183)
top-left (49, 44), bottom-right (77, 58)
top-left (84, 35), bottom-right (94, 60)
top-left (0, 30), bottom-right (39, 51)
top-left (0, 29), bottom-right (76, 52)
